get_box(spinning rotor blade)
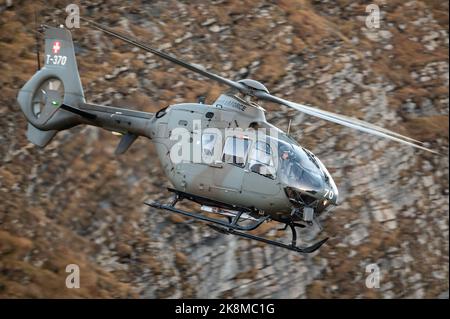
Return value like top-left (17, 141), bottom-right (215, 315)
top-left (80, 17), bottom-right (247, 93)
top-left (82, 18), bottom-right (437, 154)
top-left (253, 91), bottom-right (438, 154)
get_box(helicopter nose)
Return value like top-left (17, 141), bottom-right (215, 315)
top-left (321, 188), bottom-right (338, 206)
top-left (321, 175), bottom-right (338, 206)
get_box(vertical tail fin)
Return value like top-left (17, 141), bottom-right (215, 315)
top-left (17, 26), bottom-right (85, 147)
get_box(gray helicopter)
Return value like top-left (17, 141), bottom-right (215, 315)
top-left (17, 19), bottom-right (436, 254)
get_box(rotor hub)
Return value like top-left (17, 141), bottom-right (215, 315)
top-left (237, 79), bottom-right (270, 94)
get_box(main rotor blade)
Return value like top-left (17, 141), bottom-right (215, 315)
top-left (80, 17), bottom-right (247, 93)
top-left (254, 91), bottom-right (437, 154)
top-left (80, 18), bottom-right (436, 154)
top-left (309, 105), bottom-right (426, 145)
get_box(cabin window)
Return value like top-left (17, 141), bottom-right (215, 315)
top-left (222, 136), bottom-right (250, 167)
top-left (249, 141), bottom-right (276, 179)
top-left (202, 133), bottom-right (218, 163)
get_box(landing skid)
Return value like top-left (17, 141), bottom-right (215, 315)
top-left (207, 224), bottom-right (329, 254)
top-left (144, 189), bottom-right (328, 254)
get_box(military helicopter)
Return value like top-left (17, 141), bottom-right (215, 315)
top-left (17, 18), bottom-right (436, 254)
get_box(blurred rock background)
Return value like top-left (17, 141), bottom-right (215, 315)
top-left (0, 0), bottom-right (448, 298)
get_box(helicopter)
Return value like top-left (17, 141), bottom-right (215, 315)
top-left (17, 18), bottom-right (436, 254)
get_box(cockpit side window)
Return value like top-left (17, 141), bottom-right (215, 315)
top-left (249, 141), bottom-right (276, 179)
top-left (222, 136), bottom-right (250, 167)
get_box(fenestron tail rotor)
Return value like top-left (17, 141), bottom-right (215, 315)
top-left (81, 18), bottom-right (438, 154)
top-left (31, 78), bottom-right (64, 119)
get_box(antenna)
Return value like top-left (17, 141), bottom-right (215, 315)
top-left (287, 118), bottom-right (292, 135)
top-left (34, 7), bottom-right (41, 71)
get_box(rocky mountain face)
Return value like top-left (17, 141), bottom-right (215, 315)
top-left (0, 0), bottom-right (448, 298)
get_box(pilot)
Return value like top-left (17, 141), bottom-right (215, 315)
top-left (280, 144), bottom-right (292, 162)
top-left (279, 148), bottom-right (291, 174)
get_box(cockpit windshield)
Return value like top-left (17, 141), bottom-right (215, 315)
top-left (277, 140), bottom-right (325, 193)
top-left (291, 145), bottom-right (321, 172)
